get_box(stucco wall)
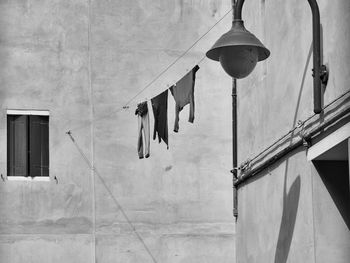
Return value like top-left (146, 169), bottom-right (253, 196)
top-left (91, 0), bottom-right (235, 262)
top-left (236, 0), bottom-right (350, 262)
top-left (0, 0), bottom-right (236, 262)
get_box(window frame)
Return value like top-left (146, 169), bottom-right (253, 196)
top-left (6, 109), bottom-right (50, 181)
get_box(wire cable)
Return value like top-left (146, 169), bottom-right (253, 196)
top-left (121, 8), bottom-right (232, 108)
top-left (66, 131), bottom-right (158, 263)
top-left (68, 55), bottom-right (207, 133)
top-left (67, 8), bottom-right (231, 132)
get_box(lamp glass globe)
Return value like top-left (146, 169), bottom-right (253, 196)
top-left (219, 46), bottom-right (258, 78)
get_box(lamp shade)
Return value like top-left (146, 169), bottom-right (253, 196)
top-left (206, 20), bottom-right (270, 78)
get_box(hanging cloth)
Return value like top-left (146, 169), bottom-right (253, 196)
top-left (135, 101), bottom-right (150, 159)
top-left (151, 90), bottom-right (169, 149)
top-left (170, 65), bottom-right (200, 132)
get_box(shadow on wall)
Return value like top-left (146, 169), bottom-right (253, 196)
top-left (270, 40), bottom-right (312, 262)
top-left (274, 164), bottom-right (301, 263)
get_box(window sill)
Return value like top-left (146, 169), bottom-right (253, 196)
top-left (7, 176), bottom-right (50, 182)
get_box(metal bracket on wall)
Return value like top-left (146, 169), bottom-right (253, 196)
top-left (320, 64), bottom-right (329, 85)
top-left (230, 168), bottom-right (239, 179)
top-left (312, 64), bottom-right (329, 85)
top-left (302, 137), bottom-right (312, 148)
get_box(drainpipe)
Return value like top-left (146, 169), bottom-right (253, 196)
top-left (234, 0), bottom-right (328, 114)
top-left (231, 0), bottom-right (238, 219)
top-left (232, 78), bottom-right (238, 218)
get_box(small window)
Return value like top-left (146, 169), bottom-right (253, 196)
top-left (7, 111), bottom-right (49, 177)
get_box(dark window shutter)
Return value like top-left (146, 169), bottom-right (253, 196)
top-left (29, 115), bottom-right (49, 177)
top-left (7, 115), bottom-right (28, 176)
top-left (40, 116), bottom-right (49, 176)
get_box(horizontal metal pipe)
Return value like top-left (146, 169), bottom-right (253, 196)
top-left (235, 141), bottom-right (303, 187)
top-left (235, 106), bottom-right (350, 187)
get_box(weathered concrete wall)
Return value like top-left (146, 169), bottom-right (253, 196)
top-left (236, 0), bottom-right (350, 262)
top-left (0, 0), bottom-right (236, 262)
top-left (0, 0), bottom-right (93, 262)
top-left (91, 0), bottom-right (235, 262)
top-left (237, 151), bottom-right (313, 262)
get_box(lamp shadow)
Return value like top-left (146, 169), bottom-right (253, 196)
top-left (274, 168), bottom-right (301, 263)
top-left (273, 40), bottom-right (309, 263)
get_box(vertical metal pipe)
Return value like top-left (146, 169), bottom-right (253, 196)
top-left (232, 78), bottom-right (238, 218)
top-left (307, 0), bottom-right (322, 113)
top-left (231, 0), bottom-right (239, 219)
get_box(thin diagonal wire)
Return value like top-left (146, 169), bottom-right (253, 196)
top-left (245, 89), bottom-right (350, 165)
top-left (121, 8), bottom-right (232, 108)
top-left (67, 131), bottom-right (158, 263)
top-left (68, 8), bottom-right (231, 133)
top-left (68, 106), bottom-right (126, 133)
top-left (165, 54), bottom-right (207, 88)
top-left (68, 55), bottom-right (208, 133)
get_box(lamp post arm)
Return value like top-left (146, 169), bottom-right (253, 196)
top-left (233, 0), bottom-right (244, 20)
top-left (234, 0), bottom-right (327, 113)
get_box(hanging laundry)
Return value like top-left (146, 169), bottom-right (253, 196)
top-left (170, 65), bottom-right (200, 132)
top-left (151, 90), bottom-right (169, 149)
top-left (135, 101), bottom-right (150, 159)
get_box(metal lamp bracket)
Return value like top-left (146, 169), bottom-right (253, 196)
top-left (312, 64), bottom-right (329, 85)
top-left (234, 0), bottom-right (327, 114)
top-left (320, 64), bottom-right (329, 85)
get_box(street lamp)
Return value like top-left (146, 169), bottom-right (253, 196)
top-left (206, 0), bottom-right (328, 114)
top-left (206, 0), bottom-right (328, 218)
top-left (206, 19), bottom-right (269, 79)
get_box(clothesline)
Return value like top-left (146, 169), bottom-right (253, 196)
top-left (69, 55), bottom-right (207, 133)
top-left (62, 7), bottom-right (231, 260)
top-left (123, 55), bottom-right (207, 109)
top-left (67, 7), bottom-right (233, 133)
top-left (120, 6), bottom-right (232, 109)
top-left (134, 64), bottom-right (201, 159)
